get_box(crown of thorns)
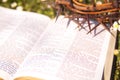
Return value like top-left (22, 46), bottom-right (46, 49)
top-left (55, 0), bottom-right (120, 35)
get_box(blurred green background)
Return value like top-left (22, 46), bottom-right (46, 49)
top-left (0, 0), bottom-right (55, 18)
top-left (0, 0), bottom-right (106, 18)
top-left (0, 0), bottom-right (120, 80)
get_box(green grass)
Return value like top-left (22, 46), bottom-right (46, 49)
top-left (0, 0), bottom-right (55, 18)
top-left (114, 32), bottom-right (120, 80)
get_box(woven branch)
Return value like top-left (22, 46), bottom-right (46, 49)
top-left (55, 0), bottom-right (120, 35)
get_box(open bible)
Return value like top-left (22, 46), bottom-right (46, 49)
top-left (0, 7), bottom-right (117, 80)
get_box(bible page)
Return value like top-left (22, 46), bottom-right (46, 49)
top-left (0, 7), bottom-right (25, 46)
top-left (56, 24), bottom-right (115, 80)
top-left (13, 17), bottom-right (115, 80)
top-left (0, 7), bottom-right (50, 80)
top-left (13, 16), bottom-right (78, 80)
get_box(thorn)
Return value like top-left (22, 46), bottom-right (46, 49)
top-left (86, 15), bottom-right (91, 32)
top-left (87, 23), bottom-right (100, 34)
top-left (55, 5), bottom-right (63, 22)
top-left (101, 22), bottom-right (115, 37)
top-left (67, 19), bottom-right (71, 27)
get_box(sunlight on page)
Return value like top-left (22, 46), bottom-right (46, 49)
top-left (0, 7), bottom-right (23, 46)
top-left (12, 16), bottom-right (116, 80)
top-left (13, 16), bottom-right (78, 80)
top-left (0, 70), bottom-right (11, 80)
top-left (0, 7), bottom-right (51, 80)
